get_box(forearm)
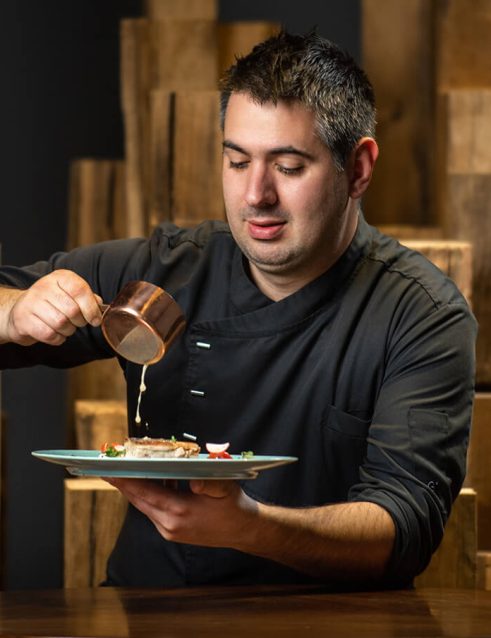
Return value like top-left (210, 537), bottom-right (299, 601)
top-left (109, 478), bottom-right (396, 586)
top-left (236, 499), bottom-right (395, 583)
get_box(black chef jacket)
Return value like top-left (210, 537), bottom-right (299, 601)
top-left (0, 214), bottom-right (477, 589)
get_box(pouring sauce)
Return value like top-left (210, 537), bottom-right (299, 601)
top-left (135, 364), bottom-right (149, 426)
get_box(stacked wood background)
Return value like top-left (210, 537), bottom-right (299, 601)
top-left (64, 400), bottom-right (128, 588)
top-left (64, 0), bottom-right (491, 588)
top-left (362, 0), bottom-right (491, 588)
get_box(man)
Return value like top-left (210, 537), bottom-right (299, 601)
top-left (0, 31), bottom-right (476, 589)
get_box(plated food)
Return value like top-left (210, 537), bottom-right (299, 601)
top-left (124, 436), bottom-right (201, 458)
top-left (100, 438), bottom-right (236, 459)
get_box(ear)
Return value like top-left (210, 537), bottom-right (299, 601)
top-left (347, 137), bottom-right (379, 200)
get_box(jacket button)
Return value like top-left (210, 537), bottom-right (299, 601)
top-left (190, 389), bottom-right (205, 397)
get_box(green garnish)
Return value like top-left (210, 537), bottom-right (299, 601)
top-left (170, 435), bottom-right (177, 442)
top-left (103, 445), bottom-right (125, 457)
top-left (241, 450), bottom-right (254, 459)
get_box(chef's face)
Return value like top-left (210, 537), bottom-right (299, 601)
top-left (222, 92), bottom-right (357, 290)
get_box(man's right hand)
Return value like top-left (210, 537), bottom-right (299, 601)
top-left (0, 269), bottom-right (104, 346)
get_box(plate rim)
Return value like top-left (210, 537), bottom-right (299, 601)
top-left (31, 449), bottom-right (298, 480)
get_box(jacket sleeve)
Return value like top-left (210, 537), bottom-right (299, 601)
top-left (0, 221), bottom-right (214, 369)
top-left (349, 297), bottom-right (477, 587)
top-left (0, 236), bottom-right (151, 368)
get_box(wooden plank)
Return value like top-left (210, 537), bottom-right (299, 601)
top-left (74, 400), bottom-right (127, 451)
top-left (415, 488), bottom-right (477, 588)
top-left (172, 91), bottom-right (224, 226)
top-left (435, 0), bottom-right (491, 90)
top-left (66, 160), bottom-right (128, 434)
top-left (477, 551), bottom-right (491, 590)
top-left (361, 0), bottom-right (435, 227)
top-left (68, 363), bottom-right (127, 442)
top-left (465, 393), bottom-right (491, 551)
top-left (439, 91), bottom-right (491, 175)
top-left (147, 90), bottom-right (224, 228)
top-left (67, 159), bottom-right (126, 248)
top-left (152, 21), bottom-right (218, 91)
top-left (64, 478), bottom-right (127, 587)
top-left (143, 0), bottom-right (217, 20)
top-left (218, 22), bottom-right (280, 76)
top-left (148, 90), bottom-right (173, 228)
top-left (120, 18), bottom-right (218, 236)
top-left (120, 18), bottom-right (153, 238)
top-left (437, 90), bottom-right (491, 384)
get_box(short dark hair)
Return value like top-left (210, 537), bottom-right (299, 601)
top-left (219, 30), bottom-right (376, 170)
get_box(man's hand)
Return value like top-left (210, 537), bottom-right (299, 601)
top-left (105, 477), bottom-right (258, 547)
top-left (0, 270), bottom-right (103, 346)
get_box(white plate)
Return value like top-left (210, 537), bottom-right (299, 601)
top-left (32, 450), bottom-right (298, 480)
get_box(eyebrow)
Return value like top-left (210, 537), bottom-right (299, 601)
top-left (222, 140), bottom-right (314, 161)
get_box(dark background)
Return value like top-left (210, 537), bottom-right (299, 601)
top-left (0, 0), bottom-right (360, 589)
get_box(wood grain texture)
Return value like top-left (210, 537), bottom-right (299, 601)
top-left (3, 586), bottom-right (491, 636)
top-left (415, 488), bottom-right (477, 588)
top-left (120, 18), bottom-right (218, 236)
top-left (172, 90), bottom-right (224, 225)
top-left (361, 0), bottom-right (435, 226)
top-left (435, 0), bottom-right (491, 90)
top-left (477, 551), bottom-right (491, 589)
top-left (148, 89), bottom-right (173, 228)
top-left (437, 91), bottom-right (491, 384)
top-left (67, 159), bottom-right (126, 248)
top-left (465, 393), bottom-right (491, 550)
top-left (74, 399), bottom-right (127, 451)
top-left (120, 18), bottom-right (151, 237)
top-left (64, 478), bottom-right (127, 588)
top-left (439, 91), bottom-right (491, 175)
top-left (143, 0), bottom-right (217, 20)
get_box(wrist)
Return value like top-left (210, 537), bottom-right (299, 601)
top-left (0, 287), bottom-right (25, 343)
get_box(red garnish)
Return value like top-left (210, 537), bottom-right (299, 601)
top-left (206, 442), bottom-right (232, 460)
top-left (207, 450), bottom-right (232, 459)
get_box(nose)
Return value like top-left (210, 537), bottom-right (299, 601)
top-left (244, 164), bottom-right (278, 208)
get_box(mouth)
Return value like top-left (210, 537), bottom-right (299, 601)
top-left (246, 218), bottom-right (287, 240)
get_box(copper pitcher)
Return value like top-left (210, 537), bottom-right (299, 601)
top-left (100, 281), bottom-right (186, 365)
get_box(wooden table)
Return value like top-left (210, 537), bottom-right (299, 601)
top-left (0, 585), bottom-right (490, 637)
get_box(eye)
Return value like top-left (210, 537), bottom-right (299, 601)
top-left (228, 160), bottom-right (249, 170)
top-left (276, 164), bottom-right (304, 176)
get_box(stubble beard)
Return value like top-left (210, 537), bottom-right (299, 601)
top-left (233, 208), bottom-right (301, 273)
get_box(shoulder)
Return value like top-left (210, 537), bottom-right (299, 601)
top-left (363, 223), bottom-right (470, 311)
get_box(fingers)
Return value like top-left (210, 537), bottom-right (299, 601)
top-left (7, 270), bottom-right (103, 346)
top-left (52, 270), bottom-right (103, 327)
top-left (189, 479), bottom-right (236, 499)
top-left (105, 477), bottom-right (252, 548)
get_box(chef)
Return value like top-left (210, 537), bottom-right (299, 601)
top-left (0, 30), bottom-right (476, 589)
